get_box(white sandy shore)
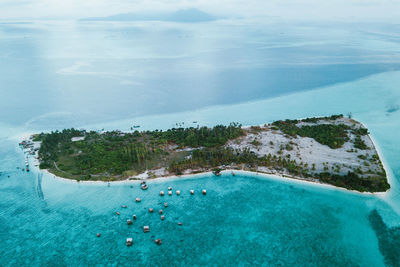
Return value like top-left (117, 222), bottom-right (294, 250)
top-left (20, 120), bottom-right (391, 197)
top-left (29, 154), bottom-right (387, 197)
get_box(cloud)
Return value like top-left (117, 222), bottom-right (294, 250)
top-left (0, 0), bottom-right (399, 21)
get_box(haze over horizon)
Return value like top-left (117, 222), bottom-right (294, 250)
top-left (1, 0), bottom-right (400, 22)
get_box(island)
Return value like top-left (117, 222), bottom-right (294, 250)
top-left (24, 115), bottom-right (390, 192)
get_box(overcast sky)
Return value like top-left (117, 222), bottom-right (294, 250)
top-left (1, 0), bottom-right (399, 21)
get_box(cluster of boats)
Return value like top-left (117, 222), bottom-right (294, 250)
top-left (18, 139), bottom-right (39, 172)
top-left (99, 184), bottom-right (207, 247)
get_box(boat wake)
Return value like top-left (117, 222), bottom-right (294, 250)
top-left (36, 173), bottom-right (44, 200)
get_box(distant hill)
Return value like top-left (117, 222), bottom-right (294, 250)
top-left (81, 8), bottom-right (219, 23)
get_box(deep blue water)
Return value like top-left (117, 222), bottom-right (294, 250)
top-left (1, 19), bottom-right (400, 266)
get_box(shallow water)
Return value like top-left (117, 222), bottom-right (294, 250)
top-left (1, 19), bottom-right (400, 266)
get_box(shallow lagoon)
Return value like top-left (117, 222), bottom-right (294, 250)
top-left (1, 19), bottom-right (400, 266)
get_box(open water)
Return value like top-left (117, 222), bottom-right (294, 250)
top-left (1, 18), bottom-right (400, 266)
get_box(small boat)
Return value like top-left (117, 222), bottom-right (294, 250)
top-left (176, 190), bottom-right (180, 195)
top-left (159, 209), bottom-right (163, 214)
top-left (164, 202), bottom-right (168, 208)
top-left (232, 172), bottom-right (235, 176)
top-left (213, 170), bottom-right (221, 176)
top-left (126, 238), bottom-right (133, 246)
top-left (141, 184), bottom-right (148, 190)
top-left (160, 191), bottom-right (164, 196)
top-left (168, 191), bottom-right (172, 196)
top-left (177, 222), bottom-right (183, 226)
top-left (121, 205), bottom-right (127, 208)
top-left (168, 186), bottom-right (172, 190)
top-left (135, 198), bottom-right (141, 202)
top-left (149, 208), bottom-right (153, 213)
top-left (190, 190), bottom-right (194, 195)
top-left (132, 215), bottom-right (137, 220)
top-left (155, 239), bottom-right (162, 245)
top-left (161, 215), bottom-right (165, 220)
top-left (116, 212), bottom-right (120, 215)
top-left (96, 233), bottom-right (101, 237)
top-left (202, 189), bottom-right (207, 195)
top-left (127, 219), bottom-right (132, 225)
top-left (143, 226), bottom-right (150, 233)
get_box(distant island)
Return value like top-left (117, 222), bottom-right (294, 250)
top-left (25, 115), bottom-right (390, 192)
top-left (81, 8), bottom-right (219, 23)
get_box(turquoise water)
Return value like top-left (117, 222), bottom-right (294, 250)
top-left (1, 19), bottom-right (400, 266)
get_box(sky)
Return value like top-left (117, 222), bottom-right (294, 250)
top-left (0, 0), bottom-right (400, 21)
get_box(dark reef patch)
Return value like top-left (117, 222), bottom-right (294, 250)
top-left (369, 209), bottom-right (400, 267)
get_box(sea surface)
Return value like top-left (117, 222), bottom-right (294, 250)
top-left (1, 18), bottom-right (400, 266)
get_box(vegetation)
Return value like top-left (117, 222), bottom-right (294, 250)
top-left (354, 135), bottom-right (368, 150)
top-left (317, 172), bottom-right (390, 192)
top-left (272, 115), bottom-right (350, 149)
top-left (33, 115), bottom-right (389, 192)
top-left (37, 124), bottom-right (244, 180)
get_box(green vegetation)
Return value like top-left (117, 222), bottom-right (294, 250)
top-left (354, 135), bottom-right (368, 150)
top-left (37, 124), bottom-right (244, 180)
top-left (272, 115), bottom-right (350, 149)
top-left (33, 115), bottom-right (389, 192)
top-left (317, 172), bottom-right (390, 192)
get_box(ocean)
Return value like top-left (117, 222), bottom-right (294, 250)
top-left (0, 18), bottom-right (400, 266)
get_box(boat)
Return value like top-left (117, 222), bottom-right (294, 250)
top-left (126, 238), bottom-right (133, 246)
top-left (213, 169), bottom-right (221, 176)
top-left (141, 184), bottom-right (148, 190)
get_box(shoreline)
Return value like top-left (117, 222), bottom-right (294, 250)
top-left (22, 118), bottom-right (392, 196)
top-left (30, 155), bottom-right (387, 196)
